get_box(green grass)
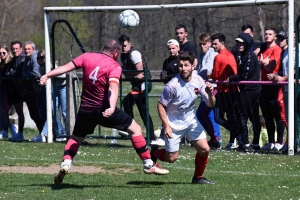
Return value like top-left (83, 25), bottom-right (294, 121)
top-left (0, 129), bottom-right (299, 200)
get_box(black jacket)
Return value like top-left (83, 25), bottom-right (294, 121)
top-left (229, 33), bottom-right (261, 91)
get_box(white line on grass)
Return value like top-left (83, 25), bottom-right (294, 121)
top-left (2, 156), bottom-right (300, 177)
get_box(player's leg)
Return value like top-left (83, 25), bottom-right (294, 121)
top-left (54, 110), bottom-right (98, 184)
top-left (187, 118), bottom-right (215, 184)
top-left (103, 108), bottom-right (169, 175)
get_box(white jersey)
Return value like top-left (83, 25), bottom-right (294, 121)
top-left (159, 73), bottom-right (209, 130)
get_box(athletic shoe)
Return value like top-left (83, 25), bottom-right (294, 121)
top-left (0, 130), bottom-right (8, 139)
top-left (208, 139), bottom-right (221, 149)
top-left (261, 143), bottom-right (274, 151)
top-left (271, 143), bottom-right (283, 152)
top-left (54, 160), bottom-right (72, 184)
top-left (54, 165), bottom-right (69, 185)
top-left (56, 137), bottom-right (67, 142)
top-left (10, 124), bottom-right (18, 136)
top-left (225, 142), bottom-right (237, 150)
top-left (192, 177), bottom-right (216, 184)
top-left (143, 163), bottom-right (169, 175)
top-left (240, 144), bottom-right (254, 152)
top-left (279, 142), bottom-right (288, 154)
top-left (9, 132), bottom-right (24, 141)
top-left (251, 144), bottom-right (261, 151)
top-left (119, 131), bottom-right (129, 137)
top-left (29, 134), bottom-right (46, 143)
top-left (150, 138), bottom-right (165, 146)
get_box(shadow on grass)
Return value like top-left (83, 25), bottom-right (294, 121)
top-left (127, 181), bottom-right (187, 186)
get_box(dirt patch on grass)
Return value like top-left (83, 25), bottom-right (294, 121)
top-left (0, 164), bottom-right (133, 174)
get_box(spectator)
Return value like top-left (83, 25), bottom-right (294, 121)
top-left (258, 28), bottom-right (286, 152)
top-left (0, 44), bottom-right (18, 138)
top-left (210, 33), bottom-right (240, 150)
top-left (151, 51), bottom-right (215, 184)
top-left (195, 33), bottom-right (221, 149)
top-left (227, 33), bottom-right (262, 151)
top-left (38, 38), bottom-right (169, 184)
top-left (175, 24), bottom-right (198, 67)
top-left (231, 24), bottom-right (262, 56)
top-left (5, 41), bottom-right (26, 141)
top-left (29, 50), bottom-right (66, 143)
top-left (118, 35), bottom-right (159, 144)
top-left (21, 41), bottom-right (46, 135)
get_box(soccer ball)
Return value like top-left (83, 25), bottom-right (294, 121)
top-left (119, 10), bottom-right (140, 27)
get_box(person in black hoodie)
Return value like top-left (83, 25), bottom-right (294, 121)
top-left (226, 33), bottom-right (261, 151)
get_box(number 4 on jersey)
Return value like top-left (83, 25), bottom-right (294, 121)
top-left (89, 66), bottom-right (100, 84)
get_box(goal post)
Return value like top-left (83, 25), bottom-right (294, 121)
top-left (44, 0), bottom-right (296, 152)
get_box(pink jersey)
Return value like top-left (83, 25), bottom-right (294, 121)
top-left (73, 52), bottom-right (122, 113)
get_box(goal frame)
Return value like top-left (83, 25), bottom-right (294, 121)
top-left (44, 0), bottom-right (295, 155)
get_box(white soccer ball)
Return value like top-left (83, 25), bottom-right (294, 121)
top-left (119, 10), bottom-right (140, 27)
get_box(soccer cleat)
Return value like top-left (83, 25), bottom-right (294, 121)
top-left (271, 143), bottom-right (283, 152)
top-left (143, 163), bottom-right (169, 175)
top-left (54, 165), bottom-right (69, 185)
top-left (192, 177), bottom-right (215, 184)
top-left (261, 143), bottom-right (274, 151)
top-left (150, 138), bottom-right (165, 146)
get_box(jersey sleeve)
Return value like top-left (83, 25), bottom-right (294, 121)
top-left (130, 50), bottom-right (142, 64)
top-left (159, 84), bottom-right (176, 106)
top-left (72, 53), bottom-right (87, 69)
top-left (108, 64), bottom-right (122, 84)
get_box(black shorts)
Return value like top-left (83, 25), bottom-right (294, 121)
top-left (72, 107), bottom-right (133, 137)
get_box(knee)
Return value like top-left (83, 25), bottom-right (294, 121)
top-left (165, 153), bottom-right (178, 163)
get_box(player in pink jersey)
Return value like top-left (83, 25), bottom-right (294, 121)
top-left (39, 39), bottom-right (169, 185)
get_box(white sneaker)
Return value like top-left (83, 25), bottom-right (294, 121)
top-left (143, 163), bottom-right (169, 175)
top-left (54, 160), bottom-right (72, 185)
top-left (271, 143), bottom-right (283, 152)
top-left (119, 131), bottom-right (129, 137)
top-left (150, 138), bottom-right (165, 146)
top-left (261, 143), bottom-right (274, 151)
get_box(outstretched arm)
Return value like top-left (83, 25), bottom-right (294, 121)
top-left (39, 61), bottom-right (75, 85)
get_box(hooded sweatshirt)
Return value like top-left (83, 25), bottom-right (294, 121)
top-left (229, 33), bottom-right (261, 91)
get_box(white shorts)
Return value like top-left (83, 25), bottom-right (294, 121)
top-left (165, 118), bottom-right (206, 152)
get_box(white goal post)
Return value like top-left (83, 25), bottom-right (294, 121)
top-left (43, 0), bottom-right (295, 155)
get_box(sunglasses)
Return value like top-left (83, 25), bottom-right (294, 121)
top-left (0, 52), bottom-right (6, 56)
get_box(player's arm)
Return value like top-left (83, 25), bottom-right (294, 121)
top-left (204, 82), bottom-right (216, 108)
top-left (134, 62), bottom-right (144, 79)
top-left (39, 61), bottom-right (75, 85)
top-left (157, 102), bottom-right (173, 139)
top-left (103, 79), bottom-right (119, 118)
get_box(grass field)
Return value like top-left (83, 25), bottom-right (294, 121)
top-left (0, 129), bottom-right (299, 200)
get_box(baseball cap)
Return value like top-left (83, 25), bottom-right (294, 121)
top-left (235, 37), bottom-right (244, 43)
top-left (167, 39), bottom-right (179, 47)
top-left (276, 31), bottom-right (288, 39)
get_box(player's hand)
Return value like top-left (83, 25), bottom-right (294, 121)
top-left (205, 82), bottom-right (214, 96)
top-left (135, 73), bottom-right (144, 79)
top-left (164, 126), bottom-right (173, 139)
top-left (39, 75), bottom-right (48, 85)
top-left (102, 107), bottom-right (115, 118)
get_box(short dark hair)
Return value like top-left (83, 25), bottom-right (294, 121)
top-left (211, 33), bottom-right (226, 43)
top-left (241, 24), bottom-right (254, 32)
top-left (265, 27), bottom-right (278, 35)
top-left (104, 39), bottom-right (122, 53)
top-left (118, 34), bottom-right (130, 44)
top-left (175, 24), bottom-right (187, 32)
top-left (178, 51), bottom-right (195, 65)
top-left (11, 40), bottom-right (22, 48)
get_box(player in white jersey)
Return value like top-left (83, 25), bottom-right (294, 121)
top-left (151, 51), bottom-right (216, 184)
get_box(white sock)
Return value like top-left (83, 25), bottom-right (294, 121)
top-left (61, 159), bottom-right (72, 169)
top-left (143, 159), bottom-right (153, 168)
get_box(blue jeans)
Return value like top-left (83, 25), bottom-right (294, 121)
top-left (196, 98), bottom-right (221, 140)
top-left (41, 85), bottom-right (66, 137)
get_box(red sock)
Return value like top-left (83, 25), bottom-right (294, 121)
top-left (131, 135), bottom-right (151, 160)
top-left (194, 153), bottom-right (208, 178)
top-left (153, 148), bottom-right (166, 162)
top-left (63, 138), bottom-right (80, 160)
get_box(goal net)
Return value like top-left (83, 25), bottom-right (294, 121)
top-left (44, 1), bottom-right (299, 144)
